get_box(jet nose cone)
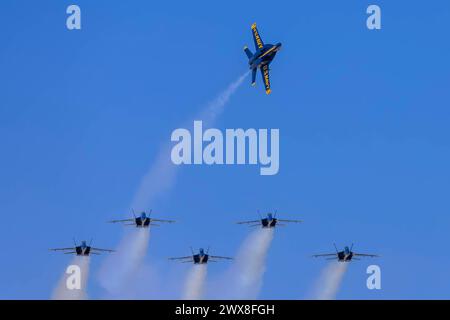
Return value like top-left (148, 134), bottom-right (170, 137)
top-left (276, 43), bottom-right (282, 50)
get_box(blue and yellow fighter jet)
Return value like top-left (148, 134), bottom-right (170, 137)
top-left (244, 23), bottom-right (282, 94)
top-left (312, 244), bottom-right (379, 262)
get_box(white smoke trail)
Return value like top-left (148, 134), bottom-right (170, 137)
top-left (130, 71), bottom-right (249, 210)
top-left (52, 256), bottom-right (90, 300)
top-left (98, 228), bottom-right (150, 296)
top-left (217, 228), bottom-right (274, 299)
top-left (312, 261), bottom-right (348, 300)
top-left (183, 264), bottom-right (208, 300)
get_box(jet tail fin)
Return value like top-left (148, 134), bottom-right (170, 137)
top-left (244, 46), bottom-right (253, 59)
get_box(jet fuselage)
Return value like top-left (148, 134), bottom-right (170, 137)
top-left (261, 213), bottom-right (277, 228)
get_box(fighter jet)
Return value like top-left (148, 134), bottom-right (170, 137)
top-left (50, 239), bottom-right (114, 256)
top-left (312, 244), bottom-right (379, 262)
top-left (108, 209), bottom-right (176, 228)
top-left (236, 211), bottom-right (302, 228)
top-left (169, 247), bottom-right (232, 265)
top-left (244, 23), bottom-right (282, 94)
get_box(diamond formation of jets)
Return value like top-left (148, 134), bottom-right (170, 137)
top-left (312, 244), bottom-right (379, 262)
top-left (168, 247), bottom-right (233, 265)
top-left (50, 240), bottom-right (114, 256)
top-left (236, 211), bottom-right (302, 228)
top-left (108, 209), bottom-right (176, 228)
top-left (244, 23), bottom-right (282, 94)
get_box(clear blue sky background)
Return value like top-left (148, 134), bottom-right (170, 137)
top-left (0, 1), bottom-right (449, 299)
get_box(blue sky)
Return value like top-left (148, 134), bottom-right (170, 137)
top-left (0, 0), bottom-right (449, 299)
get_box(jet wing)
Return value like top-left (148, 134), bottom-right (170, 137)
top-left (353, 253), bottom-right (379, 258)
top-left (260, 64), bottom-right (271, 94)
top-left (90, 247), bottom-right (115, 253)
top-left (251, 23), bottom-right (264, 50)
